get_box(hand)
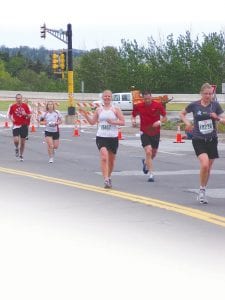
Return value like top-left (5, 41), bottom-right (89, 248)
top-left (106, 119), bottom-right (114, 125)
top-left (48, 121), bottom-right (56, 127)
top-left (210, 112), bottom-right (220, 120)
top-left (152, 120), bottom-right (160, 128)
top-left (185, 123), bottom-right (193, 131)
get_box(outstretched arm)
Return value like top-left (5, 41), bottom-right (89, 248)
top-left (79, 109), bottom-right (99, 125)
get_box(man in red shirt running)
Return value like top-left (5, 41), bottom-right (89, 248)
top-left (131, 90), bottom-right (167, 182)
top-left (8, 93), bottom-right (32, 161)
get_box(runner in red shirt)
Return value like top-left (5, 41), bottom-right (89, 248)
top-left (8, 93), bottom-right (32, 161)
top-left (131, 90), bottom-right (167, 182)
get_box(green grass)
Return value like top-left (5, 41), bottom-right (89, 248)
top-left (0, 101), bottom-right (13, 111)
top-left (0, 100), bottom-right (70, 111)
top-left (166, 102), bottom-right (186, 111)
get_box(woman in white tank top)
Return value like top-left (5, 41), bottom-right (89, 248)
top-left (79, 90), bottom-right (125, 188)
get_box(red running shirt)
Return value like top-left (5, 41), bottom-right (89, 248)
top-left (132, 101), bottom-right (166, 136)
top-left (8, 103), bottom-right (31, 126)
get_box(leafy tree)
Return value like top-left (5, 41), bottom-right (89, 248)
top-left (1, 32), bottom-right (225, 94)
top-left (5, 53), bottom-right (28, 77)
top-left (77, 47), bottom-right (124, 92)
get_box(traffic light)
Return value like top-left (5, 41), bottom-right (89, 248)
top-left (51, 53), bottom-right (59, 71)
top-left (59, 52), bottom-right (66, 71)
top-left (40, 24), bottom-right (46, 39)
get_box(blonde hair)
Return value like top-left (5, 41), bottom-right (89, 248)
top-left (200, 83), bottom-right (212, 93)
top-left (102, 90), bottom-right (112, 96)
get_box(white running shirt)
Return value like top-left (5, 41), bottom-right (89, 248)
top-left (96, 107), bottom-right (118, 138)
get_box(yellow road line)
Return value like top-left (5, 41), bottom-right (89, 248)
top-left (1, 166), bottom-right (225, 228)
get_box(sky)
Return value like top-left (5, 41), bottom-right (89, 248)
top-left (1, 0), bottom-right (225, 51)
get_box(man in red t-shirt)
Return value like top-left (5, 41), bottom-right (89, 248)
top-left (8, 93), bottom-right (32, 161)
top-left (131, 90), bottom-right (167, 182)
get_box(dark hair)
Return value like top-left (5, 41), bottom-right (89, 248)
top-left (46, 100), bottom-right (56, 111)
top-left (16, 93), bottom-right (22, 99)
top-left (141, 90), bottom-right (152, 96)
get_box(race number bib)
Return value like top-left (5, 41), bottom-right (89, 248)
top-left (198, 119), bottom-right (213, 134)
top-left (100, 124), bottom-right (111, 130)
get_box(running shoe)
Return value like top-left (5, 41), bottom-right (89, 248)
top-left (147, 173), bottom-right (154, 182)
top-left (49, 157), bottom-right (54, 163)
top-left (198, 189), bottom-right (208, 204)
top-left (108, 178), bottom-right (112, 188)
top-left (104, 180), bottom-right (111, 189)
top-left (19, 156), bottom-right (24, 162)
top-left (142, 159), bottom-right (148, 174)
top-left (15, 148), bottom-right (19, 157)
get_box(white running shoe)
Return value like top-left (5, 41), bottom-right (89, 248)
top-left (198, 189), bottom-right (208, 204)
top-left (104, 180), bottom-right (111, 189)
top-left (148, 173), bottom-right (154, 182)
top-left (49, 157), bottom-right (54, 163)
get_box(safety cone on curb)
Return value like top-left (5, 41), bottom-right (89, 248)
top-left (173, 125), bottom-right (185, 143)
top-left (73, 125), bottom-right (80, 137)
top-left (118, 127), bottom-right (124, 140)
top-left (30, 124), bottom-right (36, 132)
top-left (4, 121), bottom-right (10, 128)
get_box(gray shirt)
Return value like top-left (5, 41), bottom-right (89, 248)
top-left (40, 110), bottom-right (62, 133)
top-left (185, 100), bottom-right (224, 140)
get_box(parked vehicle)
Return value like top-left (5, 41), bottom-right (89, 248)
top-left (93, 92), bottom-right (133, 111)
top-left (112, 92), bottom-right (133, 110)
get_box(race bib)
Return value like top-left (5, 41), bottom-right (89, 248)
top-left (100, 124), bottom-right (111, 130)
top-left (198, 119), bottom-right (213, 134)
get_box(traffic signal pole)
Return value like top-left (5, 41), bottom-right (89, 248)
top-left (67, 24), bottom-right (75, 115)
top-left (40, 23), bottom-right (75, 118)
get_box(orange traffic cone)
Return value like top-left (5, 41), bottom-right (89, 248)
top-left (4, 121), bottom-right (10, 128)
top-left (73, 125), bottom-right (80, 137)
top-left (118, 127), bottom-right (124, 140)
top-left (173, 125), bottom-right (184, 143)
top-left (30, 124), bottom-right (36, 132)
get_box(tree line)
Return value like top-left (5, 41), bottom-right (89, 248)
top-left (1, 30), bottom-right (225, 94)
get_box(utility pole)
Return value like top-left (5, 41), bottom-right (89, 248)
top-left (66, 24), bottom-right (75, 116)
top-left (40, 23), bottom-right (75, 119)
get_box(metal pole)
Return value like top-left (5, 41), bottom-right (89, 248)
top-left (67, 23), bottom-right (75, 115)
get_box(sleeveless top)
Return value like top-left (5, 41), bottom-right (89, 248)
top-left (96, 107), bottom-right (118, 138)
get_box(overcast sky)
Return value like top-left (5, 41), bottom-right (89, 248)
top-left (1, 0), bottom-right (224, 51)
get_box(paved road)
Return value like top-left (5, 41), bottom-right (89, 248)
top-left (0, 125), bottom-right (225, 300)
